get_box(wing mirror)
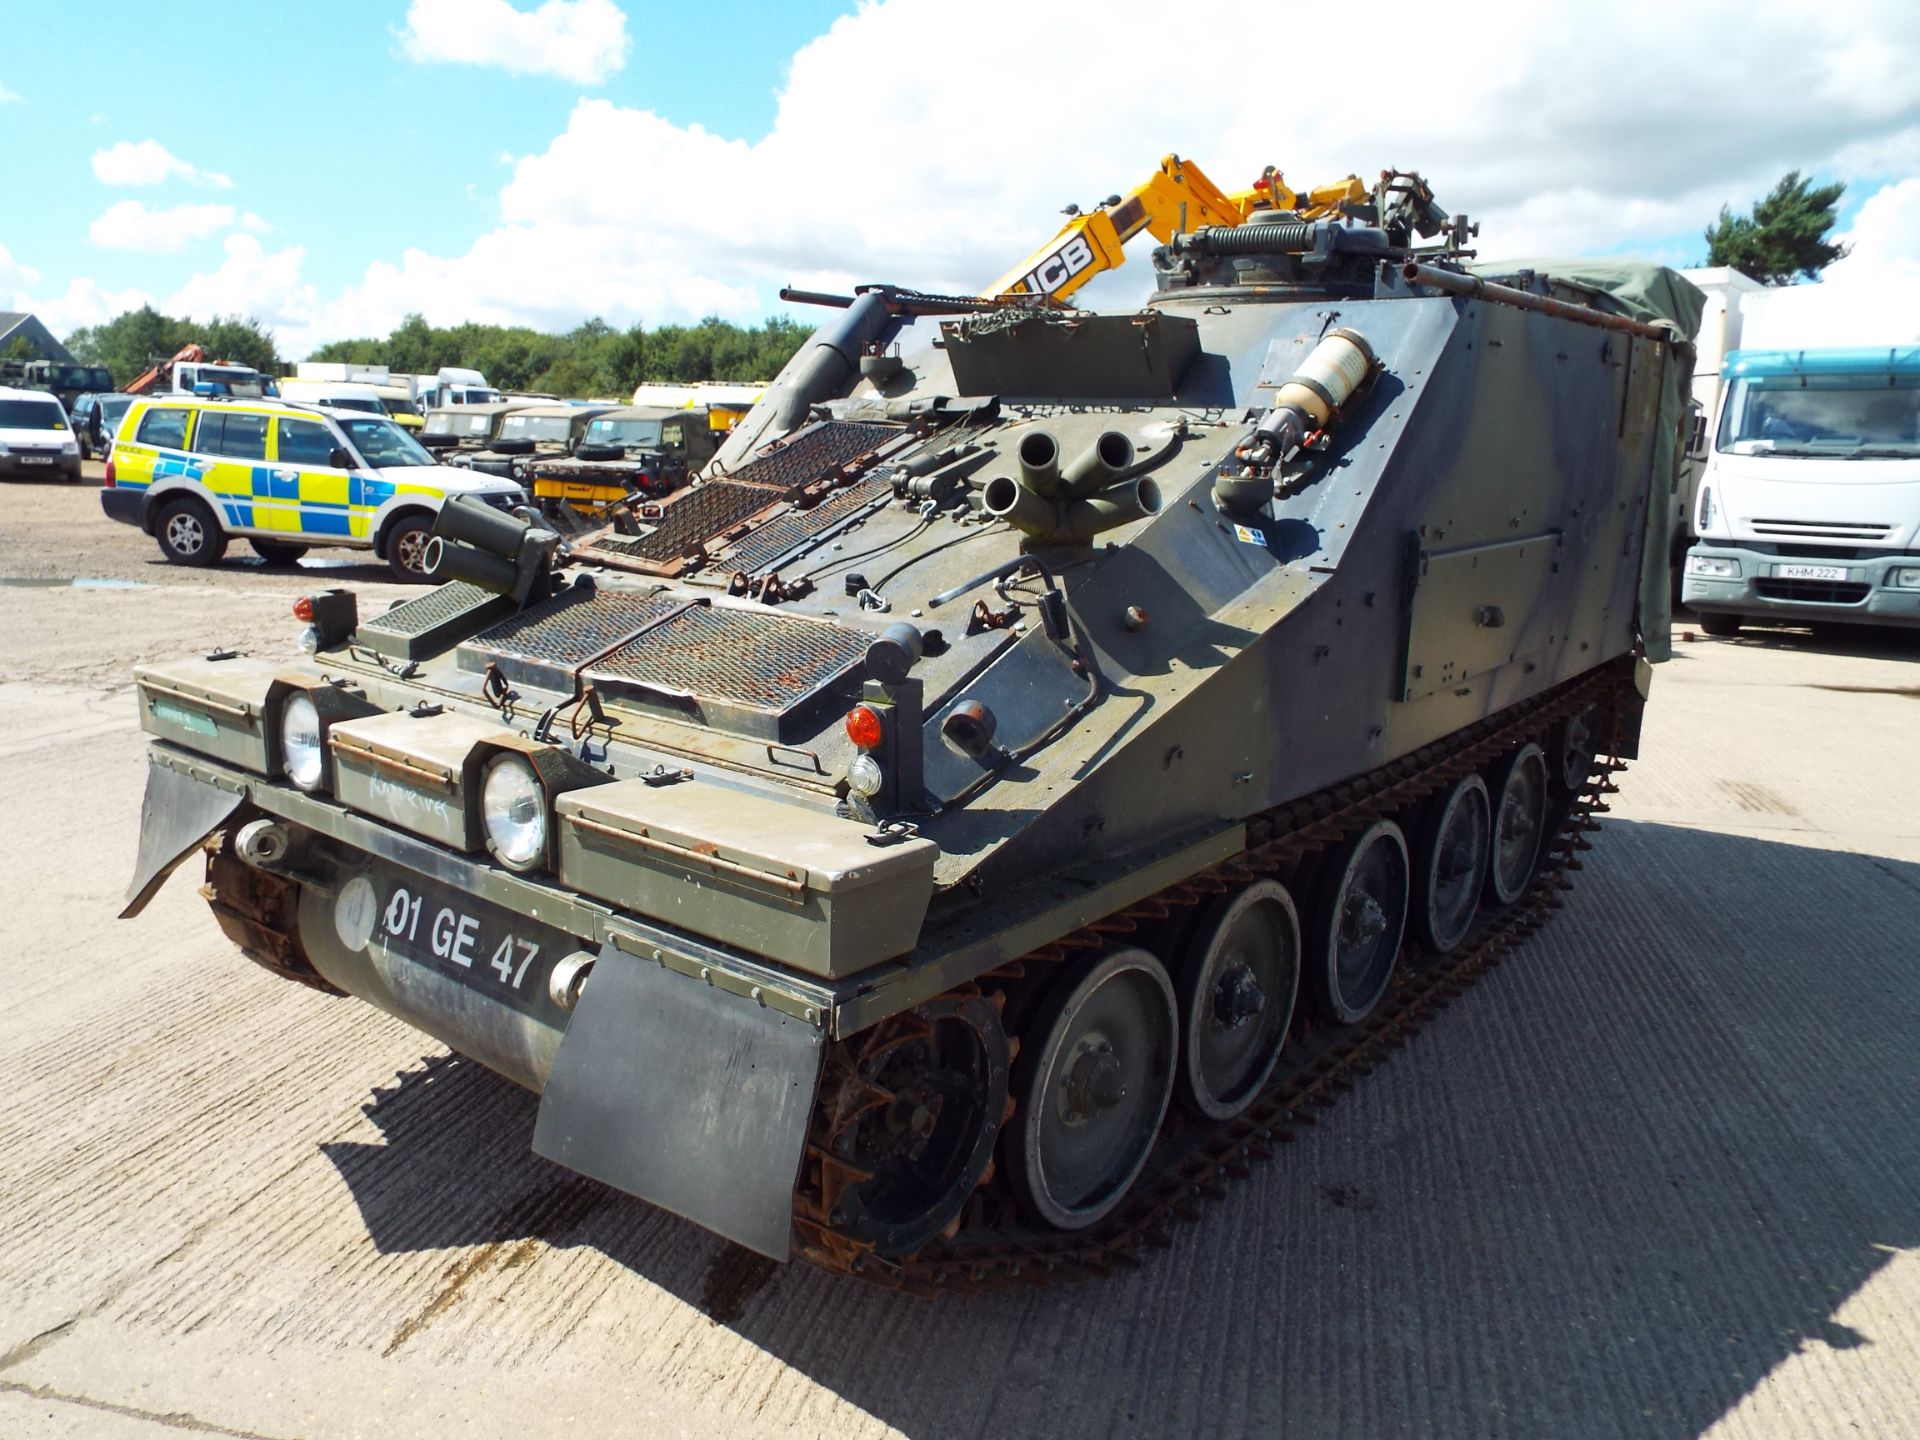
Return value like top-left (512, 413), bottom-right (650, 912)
top-left (328, 446), bottom-right (355, 469)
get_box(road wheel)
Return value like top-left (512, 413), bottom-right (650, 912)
top-left (1484, 743), bottom-right (1549, 906)
top-left (1699, 613), bottom-right (1742, 637)
top-left (384, 514), bottom-right (435, 582)
top-left (1006, 948), bottom-right (1178, 1231)
top-left (1174, 880), bottom-right (1300, 1121)
top-left (155, 497), bottom-right (227, 567)
top-left (1411, 775), bottom-right (1490, 956)
top-left (1309, 820), bottom-right (1410, 1024)
top-left (250, 537), bottom-right (310, 566)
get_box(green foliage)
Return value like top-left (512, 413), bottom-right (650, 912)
top-left (64, 306), bottom-right (280, 385)
top-left (2, 335), bottom-right (38, 361)
top-left (307, 312), bottom-right (809, 395)
top-left (1703, 171), bottom-right (1850, 285)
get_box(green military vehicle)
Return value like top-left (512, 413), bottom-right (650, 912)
top-left (416, 399), bottom-right (539, 458)
top-left (120, 173), bottom-right (1699, 1290)
top-left (450, 402), bottom-right (621, 483)
top-left (524, 405), bottom-right (720, 528)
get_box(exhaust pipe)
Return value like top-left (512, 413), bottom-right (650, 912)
top-left (1016, 431), bottom-right (1061, 498)
top-left (1060, 431), bottom-right (1135, 498)
top-left (984, 472), bottom-right (1162, 545)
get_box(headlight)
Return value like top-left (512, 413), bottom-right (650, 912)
top-left (1891, 567), bottom-right (1920, 590)
top-left (280, 693), bottom-right (325, 790)
top-left (482, 754), bottom-right (547, 870)
top-left (846, 753), bottom-right (885, 798)
top-left (1686, 555), bottom-right (1741, 579)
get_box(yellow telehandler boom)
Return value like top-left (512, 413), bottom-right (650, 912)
top-left (985, 153), bottom-right (1366, 303)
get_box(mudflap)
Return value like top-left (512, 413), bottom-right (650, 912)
top-left (532, 941), bottom-right (825, 1260)
top-left (121, 758), bottom-right (248, 919)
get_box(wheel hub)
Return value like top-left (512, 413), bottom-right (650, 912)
top-left (1340, 891), bottom-right (1388, 948)
top-left (1060, 1036), bottom-right (1126, 1124)
top-left (1210, 963), bottom-right (1266, 1029)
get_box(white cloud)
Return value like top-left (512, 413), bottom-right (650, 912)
top-left (398, 0), bottom-right (628, 84)
top-left (0, 81), bottom-right (21, 105)
top-left (35, 0), bottom-right (1915, 359)
top-left (90, 139), bottom-right (233, 189)
top-left (165, 235), bottom-right (318, 329)
top-left (1, 243), bottom-right (151, 335)
top-left (89, 199), bottom-right (237, 253)
top-left (239, 212), bottom-right (272, 234)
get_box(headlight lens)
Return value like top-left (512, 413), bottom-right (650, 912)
top-left (280, 693), bottom-right (325, 790)
top-left (482, 755), bottom-right (547, 869)
top-left (1891, 567), bottom-right (1920, 590)
top-left (846, 753), bottom-right (885, 798)
top-left (1686, 554), bottom-right (1740, 579)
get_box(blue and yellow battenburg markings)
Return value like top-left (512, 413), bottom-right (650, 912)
top-left (116, 438), bottom-right (409, 539)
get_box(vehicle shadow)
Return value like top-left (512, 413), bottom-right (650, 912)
top-left (1674, 618), bottom-right (1920, 663)
top-left (321, 819), bottom-right (1920, 1440)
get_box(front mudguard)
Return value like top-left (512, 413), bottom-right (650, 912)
top-left (534, 938), bottom-right (825, 1260)
top-left (121, 754), bottom-right (249, 918)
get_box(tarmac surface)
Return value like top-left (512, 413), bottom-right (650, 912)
top-left (1, 469), bottom-right (1916, 1438)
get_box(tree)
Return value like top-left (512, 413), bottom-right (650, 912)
top-left (1703, 171), bottom-right (1849, 285)
top-left (65, 306), bottom-right (280, 385)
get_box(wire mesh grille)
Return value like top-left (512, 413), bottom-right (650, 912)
top-left (366, 582), bottom-right (498, 638)
top-left (591, 481), bottom-right (782, 564)
top-left (718, 476), bottom-right (893, 575)
top-left (728, 421), bottom-right (901, 489)
top-left (469, 589), bottom-right (683, 665)
top-left (592, 607), bottom-right (870, 711)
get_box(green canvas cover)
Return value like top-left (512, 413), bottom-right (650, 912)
top-left (1470, 257), bottom-right (1705, 662)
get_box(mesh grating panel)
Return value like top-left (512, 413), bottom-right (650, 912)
top-left (728, 421), bottom-right (901, 490)
top-left (718, 476), bottom-right (893, 576)
top-left (592, 481), bottom-right (783, 565)
top-left (591, 607), bottom-right (869, 713)
top-left (371, 582), bottom-right (498, 637)
top-left (470, 589), bottom-right (683, 664)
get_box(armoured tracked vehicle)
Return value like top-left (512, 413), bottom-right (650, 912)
top-left (120, 173), bottom-right (1701, 1290)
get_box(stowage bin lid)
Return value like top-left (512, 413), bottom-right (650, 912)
top-left (556, 779), bottom-right (938, 896)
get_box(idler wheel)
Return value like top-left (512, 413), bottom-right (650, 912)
top-left (1006, 949), bottom-right (1178, 1231)
top-left (1174, 880), bottom-right (1301, 1121)
top-left (1411, 774), bottom-right (1491, 955)
top-left (1550, 704), bottom-right (1601, 795)
top-left (1309, 819), bottom-right (1410, 1025)
top-left (1485, 742), bottom-right (1549, 906)
top-left (827, 995), bottom-right (1010, 1257)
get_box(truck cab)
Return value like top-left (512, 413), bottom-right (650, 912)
top-left (1683, 347), bottom-right (1920, 632)
top-left (526, 405), bottom-right (714, 517)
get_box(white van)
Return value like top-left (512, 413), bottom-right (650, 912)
top-left (0, 385), bottom-right (82, 482)
top-left (1682, 347), bottom-right (1920, 633)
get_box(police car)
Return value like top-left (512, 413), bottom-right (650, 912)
top-left (100, 394), bottom-right (526, 580)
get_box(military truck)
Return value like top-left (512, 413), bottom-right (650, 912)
top-left (524, 405), bottom-right (718, 526)
top-left (120, 173), bottom-right (1699, 1290)
top-left (417, 399), bottom-right (538, 457)
top-left (450, 402), bottom-right (621, 482)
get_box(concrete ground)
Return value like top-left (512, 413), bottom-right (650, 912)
top-left (1, 470), bottom-right (1916, 1439)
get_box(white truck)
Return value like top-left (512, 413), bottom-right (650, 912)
top-left (410, 367), bottom-right (501, 410)
top-left (1680, 275), bottom-right (1920, 633)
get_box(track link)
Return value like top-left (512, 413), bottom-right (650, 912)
top-left (201, 838), bottom-right (345, 996)
top-left (792, 664), bottom-right (1634, 1294)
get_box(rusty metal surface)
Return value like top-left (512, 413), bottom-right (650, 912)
top-left (460, 589), bottom-right (682, 671)
top-left (728, 421), bottom-right (901, 490)
top-left (716, 476), bottom-right (894, 577)
top-left (589, 606), bottom-right (871, 715)
top-left (590, 481), bottom-right (786, 569)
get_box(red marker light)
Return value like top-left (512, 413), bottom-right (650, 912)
top-left (845, 704), bottom-right (885, 751)
top-left (102, 460), bottom-right (117, 488)
top-left (292, 595), bottom-right (314, 622)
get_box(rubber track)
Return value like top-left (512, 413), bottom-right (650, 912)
top-left (201, 841), bottom-right (346, 996)
top-left (791, 663), bottom-right (1634, 1295)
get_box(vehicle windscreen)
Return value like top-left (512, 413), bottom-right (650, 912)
top-left (323, 398), bottom-right (382, 413)
top-left (50, 365), bottom-right (112, 391)
top-left (584, 418), bottom-right (663, 448)
top-left (338, 415), bottom-right (436, 469)
top-left (0, 399), bottom-right (67, 429)
top-left (383, 398), bottom-right (422, 419)
top-left (499, 415), bottom-right (573, 444)
top-left (100, 396), bottom-right (133, 425)
top-left (425, 412), bottom-right (491, 436)
top-left (202, 367), bottom-right (267, 398)
top-left (1718, 375), bottom-right (1920, 458)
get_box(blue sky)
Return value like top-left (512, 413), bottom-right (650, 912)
top-left (1, 0), bottom-right (855, 309)
top-left (3, 0), bottom-right (1917, 358)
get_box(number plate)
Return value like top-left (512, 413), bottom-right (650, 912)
top-left (368, 871), bottom-right (577, 1019)
top-left (1776, 564), bottom-right (1849, 581)
top-left (19, 455), bottom-right (53, 466)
